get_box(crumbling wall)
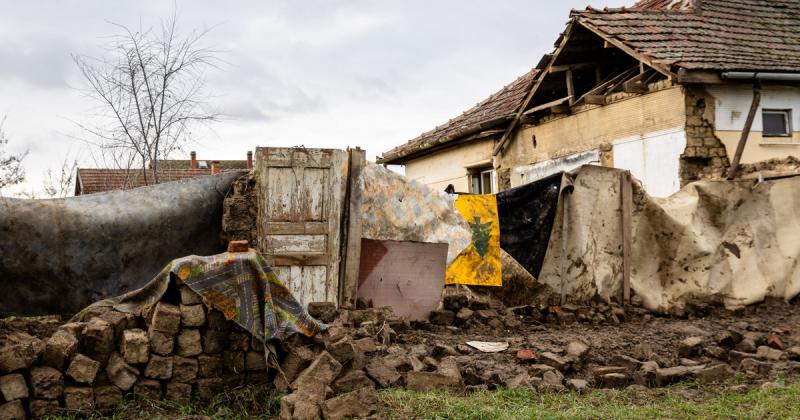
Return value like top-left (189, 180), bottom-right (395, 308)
top-left (0, 286), bottom-right (270, 417)
top-left (680, 87), bottom-right (731, 185)
top-left (221, 173), bottom-right (258, 247)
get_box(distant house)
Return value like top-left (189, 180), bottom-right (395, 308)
top-left (74, 151), bottom-right (252, 195)
top-left (379, 0), bottom-right (800, 197)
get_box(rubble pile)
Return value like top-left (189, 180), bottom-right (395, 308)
top-left (0, 285), bottom-right (272, 419)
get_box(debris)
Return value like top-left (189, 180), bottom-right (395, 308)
top-left (65, 354), bottom-right (100, 384)
top-left (322, 387), bottom-right (378, 419)
top-left (695, 364), bottom-right (735, 384)
top-left (466, 341), bottom-right (509, 353)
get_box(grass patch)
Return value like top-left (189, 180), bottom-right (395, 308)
top-left (379, 380), bottom-right (800, 420)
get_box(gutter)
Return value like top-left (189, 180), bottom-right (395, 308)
top-left (722, 72), bottom-right (800, 82)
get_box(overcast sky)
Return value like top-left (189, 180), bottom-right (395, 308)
top-left (0, 0), bottom-right (631, 196)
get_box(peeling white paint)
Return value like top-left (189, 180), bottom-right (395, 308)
top-left (511, 150), bottom-right (600, 188)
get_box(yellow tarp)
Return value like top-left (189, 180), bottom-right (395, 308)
top-left (445, 194), bottom-right (502, 287)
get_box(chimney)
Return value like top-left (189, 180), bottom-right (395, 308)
top-left (190, 151), bottom-right (198, 170)
top-left (211, 161), bottom-right (221, 174)
top-left (247, 151), bottom-right (253, 170)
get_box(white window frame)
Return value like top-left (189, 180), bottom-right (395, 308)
top-left (762, 109), bottom-right (792, 138)
top-left (470, 168), bottom-right (495, 194)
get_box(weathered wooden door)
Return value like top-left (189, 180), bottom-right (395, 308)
top-left (255, 147), bottom-right (347, 307)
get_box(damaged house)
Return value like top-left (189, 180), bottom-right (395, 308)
top-left (379, 0), bottom-right (800, 197)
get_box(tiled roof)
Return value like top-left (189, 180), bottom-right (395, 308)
top-left (156, 159), bottom-right (248, 170)
top-left (378, 68), bottom-right (538, 164)
top-left (76, 168), bottom-right (217, 195)
top-left (575, 0), bottom-right (800, 72)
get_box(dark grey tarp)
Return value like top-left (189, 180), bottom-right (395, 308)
top-left (0, 172), bottom-right (245, 317)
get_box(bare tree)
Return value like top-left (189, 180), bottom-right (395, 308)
top-left (73, 13), bottom-right (219, 185)
top-left (43, 158), bottom-right (79, 198)
top-left (0, 117), bottom-right (27, 191)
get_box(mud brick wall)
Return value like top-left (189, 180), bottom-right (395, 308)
top-left (0, 286), bottom-right (270, 418)
top-left (221, 173), bottom-right (258, 247)
top-left (680, 87), bottom-right (731, 185)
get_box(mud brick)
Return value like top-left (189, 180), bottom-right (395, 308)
top-left (66, 354), bottom-right (101, 385)
top-left (197, 354), bottom-right (223, 378)
top-left (42, 328), bottom-right (79, 369)
top-left (322, 387), bottom-right (378, 419)
top-left (429, 310), bottom-right (455, 325)
top-left (0, 332), bottom-right (44, 373)
top-left (180, 285), bottom-right (203, 305)
top-left (150, 302), bottom-right (181, 335)
top-left (83, 305), bottom-right (111, 321)
top-left (274, 346), bottom-right (314, 391)
top-left (207, 310), bottom-right (231, 331)
top-left (106, 352), bottom-right (139, 391)
top-left (99, 310), bottom-right (130, 341)
top-left (172, 357), bottom-right (198, 383)
top-left (29, 399), bottom-right (59, 418)
top-left (0, 374), bottom-right (28, 401)
top-left (227, 240), bottom-right (249, 252)
top-left (58, 322), bottom-right (86, 339)
top-left (29, 366), bottom-right (63, 399)
top-left (292, 351), bottom-right (342, 398)
top-left (332, 369), bottom-right (375, 394)
top-left (93, 384), bottom-right (123, 412)
top-left (328, 338), bottom-right (356, 364)
top-left (134, 379), bottom-right (162, 400)
top-left (122, 329), bottom-right (150, 364)
top-left (0, 400), bottom-right (25, 420)
top-left (181, 304), bottom-right (206, 328)
top-left (246, 351), bottom-right (267, 371)
top-left (308, 302), bottom-right (338, 323)
top-left (280, 393), bottom-right (321, 420)
top-left (177, 329), bottom-right (203, 357)
top-left (196, 378), bottom-right (224, 401)
top-left (228, 332), bottom-right (250, 351)
top-left (223, 351), bottom-right (246, 374)
top-left (202, 330), bottom-right (228, 354)
top-left (149, 330), bottom-right (175, 356)
top-left (165, 382), bottom-right (192, 405)
top-left (83, 318), bottom-right (115, 364)
top-left (144, 355), bottom-right (173, 380)
top-left (64, 386), bottom-right (94, 411)
top-left (223, 374), bottom-right (246, 388)
top-left (246, 371), bottom-right (269, 385)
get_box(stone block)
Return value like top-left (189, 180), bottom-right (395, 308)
top-left (327, 338), bottom-right (356, 364)
top-left (176, 329), bottom-right (202, 357)
top-left (144, 355), bottom-right (173, 380)
top-left (99, 310), bottom-right (130, 341)
top-left (195, 378), bottom-right (223, 401)
top-left (365, 357), bottom-right (400, 389)
top-left (207, 310), bottom-right (231, 331)
top-left (149, 330), bottom-right (175, 356)
top-left (64, 386), bottom-right (94, 412)
top-left (93, 384), bottom-right (123, 412)
top-left (0, 400), bottom-right (25, 420)
top-left (122, 329), bottom-right (150, 364)
top-left (223, 351), bottom-right (245, 374)
top-left (83, 318), bottom-right (115, 364)
top-left (30, 366), bottom-right (63, 399)
top-left (106, 352), bottom-right (139, 391)
top-left (180, 285), bottom-right (203, 305)
top-left (150, 302), bottom-right (181, 335)
top-left (28, 399), bottom-right (59, 418)
top-left (198, 354), bottom-right (223, 378)
top-left (66, 354), bottom-right (101, 385)
top-left (134, 379), bottom-right (162, 400)
top-left (695, 364), bottom-right (735, 384)
top-left (202, 330), bottom-right (228, 354)
top-left (291, 351), bottom-right (342, 399)
top-left (165, 382), bottom-right (192, 405)
top-left (0, 374), bottom-right (28, 401)
top-left (41, 329), bottom-right (79, 369)
top-left (246, 351), bottom-right (267, 371)
top-left (228, 332), bottom-right (250, 351)
top-left (322, 387), bottom-right (378, 420)
top-left (0, 332), bottom-right (44, 373)
top-left (172, 357), bottom-right (198, 383)
top-left (180, 304), bottom-right (206, 328)
top-left (280, 392), bottom-right (320, 420)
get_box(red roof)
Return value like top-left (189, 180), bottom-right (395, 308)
top-left (378, 68), bottom-right (538, 164)
top-left (76, 168), bottom-right (216, 195)
top-left (575, 0), bottom-right (800, 72)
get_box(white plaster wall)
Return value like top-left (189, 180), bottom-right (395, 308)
top-left (510, 149), bottom-right (600, 188)
top-left (708, 85), bottom-right (800, 132)
top-left (613, 128), bottom-right (687, 197)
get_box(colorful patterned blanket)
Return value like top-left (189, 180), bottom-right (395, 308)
top-left (77, 249), bottom-right (324, 355)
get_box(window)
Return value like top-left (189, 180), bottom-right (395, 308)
top-left (470, 168), bottom-right (495, 194)
top-left (762, 109), bottom-right (792, 137)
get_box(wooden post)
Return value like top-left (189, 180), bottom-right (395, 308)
top-left (559, 190), bottom-right (570, 305)
top-left (727, 86), bottom-right (761, 179)
top-left (566, 69), bottom-right (576, 106)
top-left (339, 148), bottom-right (366, 308)
top-left (620, 171), bottom-right (632, 304)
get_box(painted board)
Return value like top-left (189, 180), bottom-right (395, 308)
top-left (357, 239), bottom-right (448, 321)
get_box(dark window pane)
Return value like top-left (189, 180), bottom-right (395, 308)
top-left (763, 111), bottom-right (789, 136)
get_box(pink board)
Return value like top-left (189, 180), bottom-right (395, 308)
top-left (357, 239), bottom-right (447, 321)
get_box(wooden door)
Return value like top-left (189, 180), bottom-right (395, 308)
top-left (255, 147), bottom-right (347, 307)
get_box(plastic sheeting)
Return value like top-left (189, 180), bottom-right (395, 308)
top-left (0, 172), bottom-right (244, 316)
top-left (539, 165), bottom-right (800, 312)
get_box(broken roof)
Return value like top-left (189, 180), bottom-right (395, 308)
top-left (76, 168), bottom-right (216, 195)
top-left (576, 0), bottom-right (800, 73)
top-left (380, 0), bottom-right (800, 164)
top-left (377, 68), bottom-right (538, 164)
